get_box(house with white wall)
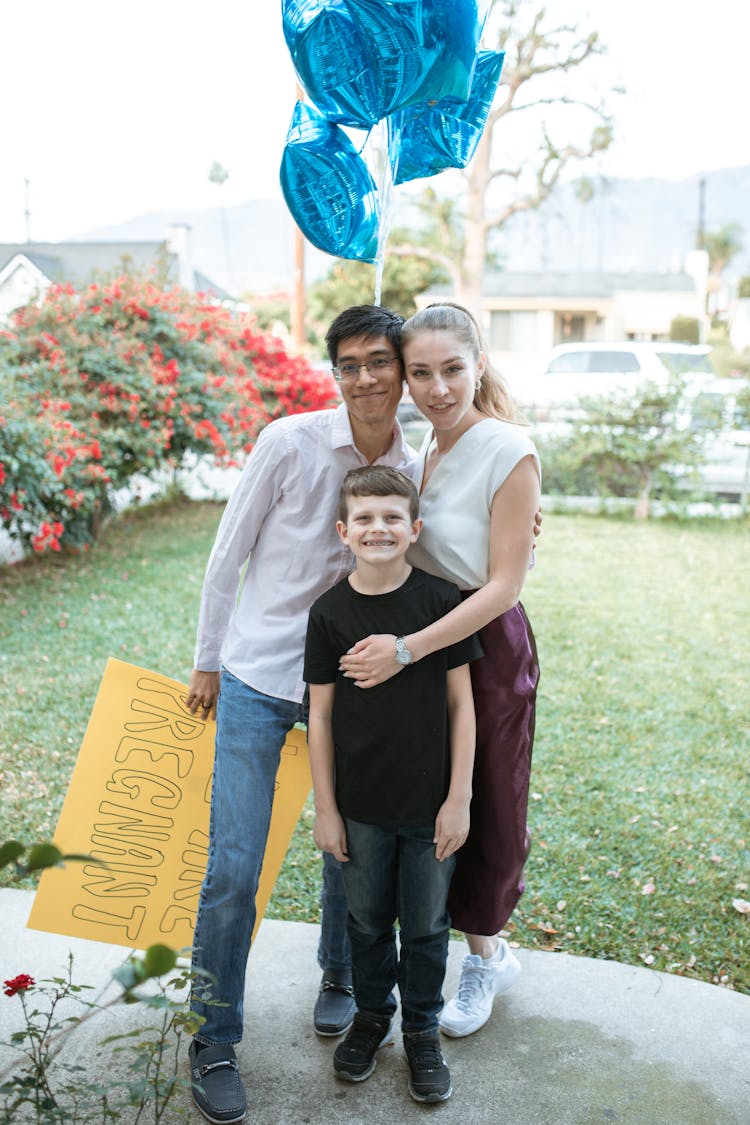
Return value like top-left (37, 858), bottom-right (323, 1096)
top-left (422, 271), bottom-right (703, 390)
top-left (0, 226), bottom-right (230, 322)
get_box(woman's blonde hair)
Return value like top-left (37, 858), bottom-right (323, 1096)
top-left (401, 301), bottom-right (518, 423)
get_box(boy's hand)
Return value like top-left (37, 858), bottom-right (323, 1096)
top-left (314, 810), bottom-right (349, 863)
top-left (434, 798), bottom-right (470, 861)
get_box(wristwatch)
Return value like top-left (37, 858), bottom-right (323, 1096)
top-left (395, 636), bottom-right (414, 666)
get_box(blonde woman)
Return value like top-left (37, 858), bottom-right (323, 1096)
top-left (340, 302), bottom-right (540, 1037)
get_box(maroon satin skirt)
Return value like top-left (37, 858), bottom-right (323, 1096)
top-left (447, 599), bottom-right (539, 935)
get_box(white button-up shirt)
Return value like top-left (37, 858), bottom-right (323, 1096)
top-left (194, 404), bottom-right (416, 703)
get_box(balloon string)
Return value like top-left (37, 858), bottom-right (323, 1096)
top-left (367, 119), bottom-right (394, 307)
top-left (357, 126), bottom-right (373, 157)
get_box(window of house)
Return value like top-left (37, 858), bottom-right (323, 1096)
top-left (489, 310), bottom-right (537, 351)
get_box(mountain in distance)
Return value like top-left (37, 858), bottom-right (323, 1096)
top-left (69, 164), bottom-right (750, 295)
top-left (496, 163), bottom-right (750, 277)
top-left (68, 198), bottom-right (333, 295)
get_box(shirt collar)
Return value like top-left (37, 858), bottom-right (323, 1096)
top-left (331, 401), bottom-right (410, 463)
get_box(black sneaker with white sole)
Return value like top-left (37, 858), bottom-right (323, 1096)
top-left (403, 1031), bottom-right (452, 1103)
top-left (333, 1013), bottom-right (392, 1082)
top-left (188, 1040), bottom-right (247, 1123)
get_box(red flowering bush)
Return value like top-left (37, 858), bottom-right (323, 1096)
top-left (0, 277), bottom-right (337, 554)
top-left (3, 973), bottom-right (35, 997)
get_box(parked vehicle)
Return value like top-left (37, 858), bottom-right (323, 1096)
top-left (521, 343), bottom-right (749, 501)
top-left (686, 380), bottom-right (750, 501)
top-left (520, 342), bottom-right (716, 421)
top-left (397, 397), bottom-right (431, 449)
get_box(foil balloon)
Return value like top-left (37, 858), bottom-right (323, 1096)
top-left (388, 49), bottom-right (505, 185)
top-left (282, 0), bottom-right (491, 128)
top-left (409, 0), bottom-right (492, 106)
top-left (280, 100), bottom-right (379, 261)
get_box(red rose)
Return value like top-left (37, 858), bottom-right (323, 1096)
top-left (4, 973), bottom-right (35, 997)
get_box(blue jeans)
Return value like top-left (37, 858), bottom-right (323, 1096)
top-left (341, 818), bottom-right (455, 1036)
top-left (191, 671), bottom-right (350, 1045)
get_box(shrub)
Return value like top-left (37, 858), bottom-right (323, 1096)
top-left (549, 380), bottom-right (710, 518)
top-left (0, 278), bottom-right (337, 555)
top-left (669, 316), bottom-right (700, 344)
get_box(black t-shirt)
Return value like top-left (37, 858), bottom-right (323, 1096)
top-left (304, 567), bottom-right (482, 827)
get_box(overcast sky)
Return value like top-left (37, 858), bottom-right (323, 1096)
top-left (1, 0), bottom-right (748, 243)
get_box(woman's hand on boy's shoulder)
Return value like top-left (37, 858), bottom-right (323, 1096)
top-left (434, 797), bottom-right (470, 861)
top-left (314, 809), bottom-right (349, 863)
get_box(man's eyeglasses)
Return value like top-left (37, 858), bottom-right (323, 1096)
top-left (332, 355), bottom-right (400, 382)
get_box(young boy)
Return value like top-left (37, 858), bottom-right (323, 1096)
top-left (303, 466), bottom-right (481, 1104)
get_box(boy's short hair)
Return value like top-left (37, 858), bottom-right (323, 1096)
top-left (338, 466), bottom-right (419, 523)
top-left (325, 305), bottom-right (405, 364)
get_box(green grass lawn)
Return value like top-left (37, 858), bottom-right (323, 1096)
top-left (1, 501), bottom-right (748, 992)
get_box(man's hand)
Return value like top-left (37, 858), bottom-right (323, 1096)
top-left (314, 809), bottom-right (349, 863)
top-left (434, 798), bottom-right (470, 861)
top-left (186, 669), bottom-right (220, 720)
top-left (338, 634), bottom-right (402, 689)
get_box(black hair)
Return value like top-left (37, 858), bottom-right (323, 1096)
top-left (325, 305), bottom-right (405, 364)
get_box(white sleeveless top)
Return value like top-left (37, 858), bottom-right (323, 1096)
top-left (407, 417), bottom-right (540, 591)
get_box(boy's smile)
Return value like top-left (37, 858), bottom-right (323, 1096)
top-left (337, 494), bottom-right (422, 570)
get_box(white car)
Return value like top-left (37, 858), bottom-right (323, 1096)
top-left (522, 343), bottom-right (749, 500)
top-left (522, 342), bottom-right (715, 421)
top-left (687, 380), bottom-right (750, 500)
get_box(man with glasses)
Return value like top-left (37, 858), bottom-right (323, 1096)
top-left (185, 306), bottom-right (411, 1123)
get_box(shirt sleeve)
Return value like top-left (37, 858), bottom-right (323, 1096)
top-left (485, 427), bottom-right (541, 506)
top-left (303, 601), bottom-right (339, 685)
top-left (193, 422), bottom-right (291, 671)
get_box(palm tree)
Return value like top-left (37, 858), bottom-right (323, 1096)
top-left (704, 223), bottom-right (744, 314)
top-left (208, 160), bottom-right (233, 291)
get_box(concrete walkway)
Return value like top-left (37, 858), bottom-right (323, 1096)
top-left (0, 888), bottom-right (747, 1124)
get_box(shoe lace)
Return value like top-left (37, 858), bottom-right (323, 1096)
top-left (453, 958), bottom-right (493, 1013)
top-left (409, 1037), bottom-right (444, 1071)
top-left (344, 1018), bottom-right (386, 1054)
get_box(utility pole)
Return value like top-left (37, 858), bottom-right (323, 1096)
top-left (290, 81), bottom-right (306, 352)
top-left (208, 161), bottom-right (233, 292)
top-left (696, 177), bottom-right (706, 250)
top-left (24, 178), bottom-right (32, 242)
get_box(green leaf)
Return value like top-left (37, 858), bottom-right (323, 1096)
top-left (142, 943), bottom-right (178, 978)
top-left (0, 840), bottom-right (25, 868)
top-left (25, 843), bottom-right (63, 871)
top-left (112, 963), bottom-right (141, 992)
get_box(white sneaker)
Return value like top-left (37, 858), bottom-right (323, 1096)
top-left (439, 940), bottom-right (521, 1038)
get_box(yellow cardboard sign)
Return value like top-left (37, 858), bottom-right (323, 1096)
top-left (28, 659), bottom-right (312, 951)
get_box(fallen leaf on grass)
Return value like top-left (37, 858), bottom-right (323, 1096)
top-left (732, 898), bottom-right (750, 915)
top-left (641, 881), bottom-right (656, 895)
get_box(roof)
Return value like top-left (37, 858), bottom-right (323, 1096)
top-left (193, 269), bottom-right (233, 300)
top-left (428, 271), bottom-right (697, 299)
top-left (17, 251), bottom-right (62, 277)
top-left (0, 242), bottom-right (229, 299)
